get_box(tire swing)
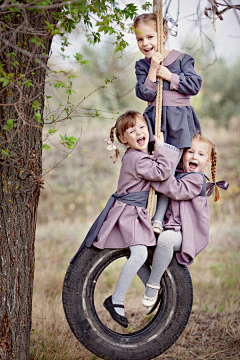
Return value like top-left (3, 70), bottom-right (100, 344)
top-left (62, 1), bottom-right (193, 359)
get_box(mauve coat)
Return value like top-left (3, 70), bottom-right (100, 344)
top-left (93, 145), bottom-right (179, 250)
top-left (151, 172), bottom-right (210, 265)
top-left (135, 50), bottom-right (202, 149)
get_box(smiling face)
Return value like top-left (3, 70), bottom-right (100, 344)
top-left (119, 117), bottom-right (149, 153)
top-left (183, 138), bottom-right (211, 173)
top-left (135, 23), bottom-right (158, 58)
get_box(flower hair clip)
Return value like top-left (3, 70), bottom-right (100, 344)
top-left (165, 15), bottom-right (178, 37)
top-left (104, 139), bottom-right (116, 151)
top-left (104, 139), bottom-right (120, 163)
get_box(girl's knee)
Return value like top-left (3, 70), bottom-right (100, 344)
top-left (130, 245), bottom-right (148, 266)
top-left (156, 231), bottom-right (182, 251)
top-left (156, 232), bottom-right (174, 249)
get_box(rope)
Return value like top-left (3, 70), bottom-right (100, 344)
top-left (147, 0), bottom-right (163, 220)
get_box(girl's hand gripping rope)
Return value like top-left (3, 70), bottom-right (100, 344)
top-left (154, 133), bottom-right (164, 143)
top-left (157, 65), bottom-right (172, 82)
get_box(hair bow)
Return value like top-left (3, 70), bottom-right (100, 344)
top-left (206, 180), bottom-right (229, 197)
top-left (104, 139), bottom-right (116, 151)
top-left (165, 15), bottom-right (178, 37)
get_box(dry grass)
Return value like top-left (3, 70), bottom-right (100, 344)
top-left (30, 122), bottom-right (240, 359)
top-left (30, 219), bottom-right (240, 360)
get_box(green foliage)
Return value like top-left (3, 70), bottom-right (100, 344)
top-left (42, 144), bottom-right (50, 151)
top-left (32, 101), bottom-right (41, 111)
top-left (59, 134), bottom-right (78, 149)
top-left (29, 37), bottom-right (46, 49)
top-left (1, 149), bottom-right (9, 156)
top-left (48, 127), bottom-right (56, 135)
top-left (3, 119), bottom-right (14, 130)
top-left (0, 0), bottom-right (141, 146)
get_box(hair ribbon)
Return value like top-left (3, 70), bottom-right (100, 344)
top-left (206, 180), bottom-right (229, 197)
top-left (165, 15), bottom-right (178, 37)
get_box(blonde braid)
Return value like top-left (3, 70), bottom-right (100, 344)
top-left (211, 147), bottom-right (220, 202)
top-left (193, 133), bottom-right (220, 202)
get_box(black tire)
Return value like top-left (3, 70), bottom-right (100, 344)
top-left (62, 246), bottom-right (193, 360)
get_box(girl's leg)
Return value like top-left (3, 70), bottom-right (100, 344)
top-left (112, 245), bottom-right (148, 316)
top-left (137, 263), bottom-right (151, 286)
top-left (144, 230), bottom-right (182, 299)
top-left (152, 149), bottom-right (183, 233)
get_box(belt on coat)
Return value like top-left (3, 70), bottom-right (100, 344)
top-left (70, 190), bottom-right (150, 263)
top-left (148, 90), bottom-right (191, 107)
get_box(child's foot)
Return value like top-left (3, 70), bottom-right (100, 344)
top-left (103, 296), bottom-right (129, 328)
top-left (145, 287), bottom-right (162, 315)
top-left (142, 283), bottom-right (160, 309)
top-left (151, 220), bottom-right (164, 234)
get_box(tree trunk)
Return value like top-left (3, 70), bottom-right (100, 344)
top-left (0, 9), bottom-right (53, 360)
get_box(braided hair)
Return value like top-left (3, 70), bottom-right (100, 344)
top-left (193, 133), bottom-right (220, 202)
top-left (109, 110), bottom-right (147, 162)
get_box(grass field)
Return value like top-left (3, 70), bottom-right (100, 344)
top-left (30, 120), bottom-right (240, 359)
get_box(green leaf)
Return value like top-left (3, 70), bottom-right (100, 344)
top-left (24, 80), bottom-right (34, 88)
top-left (1, 149), bottom-right (9, 156)
top-left (2, 79), bottom-right (9, 87)
top-left (35, 113), bottom-right (43, 123)
top-left (3, 119), bottom-right (14, 130)
top-left (54, 81), bottom-right (66, 89)
top-left (48, 127), bottom-right (57, 135)
top-left (42, 144), bottom-right (50, 151)
top-left (29, 37), bottom-right (46, 49)
top-left (32, 100), bottom-right (41, 111)
top-left (74, 53), bottom-right (83, 61)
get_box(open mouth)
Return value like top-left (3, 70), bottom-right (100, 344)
top-left (137, 137), bottom-right (145, 146)
top-left (144, 47), bottom-right (153, 54)
top-left (189, 161), bottom-right (198, 171)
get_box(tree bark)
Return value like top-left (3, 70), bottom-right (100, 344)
top-left (0, 9), bottom-right (53, 360)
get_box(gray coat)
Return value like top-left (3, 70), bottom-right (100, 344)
top-left (135, 50), bottom-right (202, 149)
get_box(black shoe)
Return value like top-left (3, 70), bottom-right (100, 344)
top-left (103, 296), bottom-right (129, 328)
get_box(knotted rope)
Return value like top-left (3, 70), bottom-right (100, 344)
top-left (147, 0), bottom-right (164, 220)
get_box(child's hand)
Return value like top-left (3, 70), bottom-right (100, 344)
top-left (150, 52), bottom-right (163, 70)
top-left (154, 133), bottom-right (164, 143)
top-left (157, 65), bottom-right (172, 82)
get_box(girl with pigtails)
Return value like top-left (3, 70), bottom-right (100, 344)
top-left (77, 110), bottom-right (228, 328)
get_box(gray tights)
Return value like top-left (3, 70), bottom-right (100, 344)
top-left (145, 230), bottom-right (182, 298)
top-left (111, 231), bottom-right (182, 316)
top-left (112, 245), bottom-right (148, 316)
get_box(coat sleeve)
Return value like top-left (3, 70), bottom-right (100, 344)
top-left (135, 61), bottom-right (158, 102)
top-left (152, 173), bottom-right (203, 200)
top-left (170, 54), bottom-right (202, 96)
top-left (136, 146), bottom-right (178, 182)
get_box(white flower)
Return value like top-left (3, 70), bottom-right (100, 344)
top-left (104, 139), bottom-right (116, 151)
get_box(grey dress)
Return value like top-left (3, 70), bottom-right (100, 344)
top-left (135, 49), bottom-right (202, 149)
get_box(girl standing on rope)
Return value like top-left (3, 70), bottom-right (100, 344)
top-left (133, 13), bottom-right (202, 234)
top-left (90, 110), bottom-right (180, 328)
top-left (142, 133), bottom-right (228, 314)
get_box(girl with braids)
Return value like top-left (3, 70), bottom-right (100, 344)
top-left (78, 109), bottom-right (180, 328)
top-left (133, 13), bottom-right (202, 234)
top-left (142, 133), bottom-right (228, 314)
top-left (76, 112), bottom-right (228, 327)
